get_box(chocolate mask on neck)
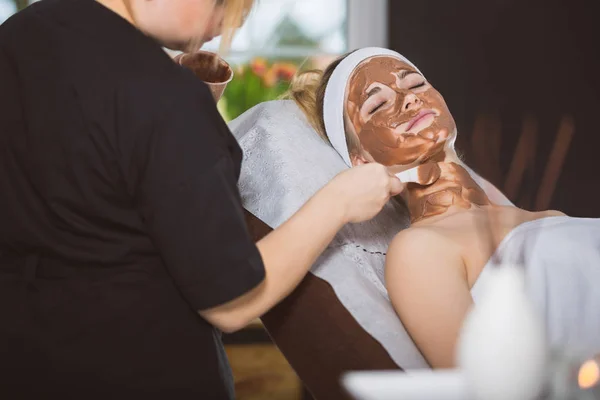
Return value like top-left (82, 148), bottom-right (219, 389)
top-left (406, 162), bottom-right (491, 223)
top-left (346, 57), bottom-right (456, 167)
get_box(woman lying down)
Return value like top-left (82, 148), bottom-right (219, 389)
top-left (289, 47), bottom-right (600, 369)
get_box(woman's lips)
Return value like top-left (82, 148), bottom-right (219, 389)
top-left (406, 110), bottom-right (436, 132)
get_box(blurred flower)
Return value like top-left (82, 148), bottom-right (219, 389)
top-left (263, 67), bottom-right (278, 88)
top-left (262, 63), bottom-right (298, 87)
top-left (250, 58), bottom-right (267, 77)
top-left (274, 63), bottom-right (297, 81)
top-left (221, 58), bottom-right (304, 121)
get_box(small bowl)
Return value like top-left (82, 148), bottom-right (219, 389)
top-left (174, 50), bottom-right (234, 102)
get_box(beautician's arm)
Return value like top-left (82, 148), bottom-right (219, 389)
top-left (385, 228), bottom-right (473, 369)
top-left (199, 163), bottom-right (404, 333)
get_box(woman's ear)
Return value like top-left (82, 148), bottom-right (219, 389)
top-left (350, 152), bottom-right (370, 166)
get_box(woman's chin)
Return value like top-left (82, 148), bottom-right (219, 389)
top-left (161, 37), bottom-right (203, 54)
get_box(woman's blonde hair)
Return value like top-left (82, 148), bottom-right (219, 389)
top-left (285, 52), bottom-right (361, 155)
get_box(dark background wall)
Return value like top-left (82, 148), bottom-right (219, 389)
top-left (389, 0), bottom-right (599, 216)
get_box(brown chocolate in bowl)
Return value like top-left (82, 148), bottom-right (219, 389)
top-left (177, 51), bottom-right (232, 83)
top-left (174, 50), bottom-right (234, 102)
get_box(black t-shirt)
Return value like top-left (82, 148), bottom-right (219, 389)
top-left (0, 0), bottom-right (264, 395)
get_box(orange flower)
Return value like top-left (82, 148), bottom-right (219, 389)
top-left (275, 63), bottom-right (297, 81)
top-left (262, 66), bottom-right (278, 87)
top-left (250, 58), bottom-right (268, 77)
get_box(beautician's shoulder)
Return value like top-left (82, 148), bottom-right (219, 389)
top-left (113, 64), bottom-right (242, 184)
top-left (119, 63), bottom-right (215, 112)
top-left (118, 63), bottom-right (231, 142)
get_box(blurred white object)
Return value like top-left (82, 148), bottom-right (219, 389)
top-left (457, 265), bottom-right (548, 400)
top-left (342, 369), bottom-right (469, 400)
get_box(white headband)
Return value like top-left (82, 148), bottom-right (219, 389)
top-left (323, 47), bottom-right (421, 167)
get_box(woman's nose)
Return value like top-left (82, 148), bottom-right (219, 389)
top-left (401, 93), bottom-right (422, 112)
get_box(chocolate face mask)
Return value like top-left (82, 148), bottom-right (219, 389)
top-left (346, 57), bottom-right (456, 167)
top-left (406, 162), bottom-right (491, 223)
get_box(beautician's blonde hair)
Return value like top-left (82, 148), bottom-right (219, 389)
top-left (218, 0), bottom-right (255, 55)
top-left (122, 0), bottom-right (255, 55)
top-left (285, 52), bottom-right (361, 155)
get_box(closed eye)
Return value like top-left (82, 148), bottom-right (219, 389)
top-left (410, 82), bottom-right (427, 90)
top-left (370, 101), bottom-right (387, 115)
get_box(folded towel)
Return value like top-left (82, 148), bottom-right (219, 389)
top-left (472, 216), bottom-right (600, 357)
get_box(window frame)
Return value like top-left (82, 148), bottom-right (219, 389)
top-left (347, 0), bottom-right (389, 50)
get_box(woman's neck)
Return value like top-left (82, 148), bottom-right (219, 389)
top-left (388, 145), bottom-right (461, 175)
top-left (434, 148), bottom-right (461, 164)
top-left (405, 150), bottom-right (493, 224)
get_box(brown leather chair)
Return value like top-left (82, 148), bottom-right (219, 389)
top-left (244, 210), bottom-right (402, 400)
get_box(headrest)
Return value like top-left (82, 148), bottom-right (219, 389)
top-left (230, 100), bottom-right (429, 370)
top-left (230, 100), bottom-right (347, 227)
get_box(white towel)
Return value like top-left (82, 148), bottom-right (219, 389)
top-left (471, 216), bottom-right (600, 357)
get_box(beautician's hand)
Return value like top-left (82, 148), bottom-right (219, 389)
top-left (199, 163), bottom-right (403, 333)
top-left (328, 163), bottom-right (405, 224)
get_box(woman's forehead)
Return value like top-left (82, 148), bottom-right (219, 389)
top-left (352, 57), bottom-right (415, 80)
top-left (348, 56), bottom-right (416, 91)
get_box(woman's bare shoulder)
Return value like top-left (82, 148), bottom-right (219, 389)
top-left (389, 226), bottom-right (454, 255)
top-left (386, 226), bottom-right (463, 275)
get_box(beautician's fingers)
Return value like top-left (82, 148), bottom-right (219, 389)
top-left (328, 163), bottom-right (402, 224)
top-left (388, 174), bottom-right (405, 196)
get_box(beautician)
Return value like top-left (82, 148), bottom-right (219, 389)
top-left (0, 0), bottom-right (402, 398)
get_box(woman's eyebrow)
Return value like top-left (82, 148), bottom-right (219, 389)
top-left (365, 86), bottom-right (381, 99)
top-left (399, 69), bottom-right (420, 80)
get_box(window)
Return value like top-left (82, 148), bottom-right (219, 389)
top-left (205, 0), bottom-right (388, 121)
top-left (202, 0), bottom-right (349, 120)
top-left (204, 0), bottom-right (348, 63)
top-left (1, 0), bottom-right (38, 23)
top-left (203, 0), bottom-right (389, 60)
top-left (0, 0), bottom-right (17, 23)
